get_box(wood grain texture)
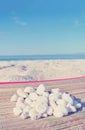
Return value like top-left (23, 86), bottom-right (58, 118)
top-left (0, 78), bottom-right (85, 130)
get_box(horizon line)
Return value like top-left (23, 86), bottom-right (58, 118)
top-left (0, 53), bottom-right (85, 56)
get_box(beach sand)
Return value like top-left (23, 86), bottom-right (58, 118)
top-left (0, 60), bottom-right (85, 82)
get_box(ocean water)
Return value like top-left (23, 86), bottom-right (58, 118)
top-left (0, 54), bottom-right (85, 61)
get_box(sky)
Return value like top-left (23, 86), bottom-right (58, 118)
top-left (0, 0), bottom-right (85, 55)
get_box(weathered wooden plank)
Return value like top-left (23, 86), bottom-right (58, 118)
top-left (0, 78), bottom-right (85, 130)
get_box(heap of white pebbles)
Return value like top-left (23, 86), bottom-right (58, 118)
top-left (10, 84), bottom-right (82, 120)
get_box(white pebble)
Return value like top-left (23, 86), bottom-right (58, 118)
top-left (13, 107), bottom-right (22, 116)
top-left (22, 93), bottom-right (28, 98)
top-left (25, 99), bottom-right (33, 108)
top-left (29, 109), bottom-right (41, 120)
top-left (30, 101), bottom-right (37, 108)
top-left (70, 106), bottom-right (76, 112)
top-left (75, 103), bottom-right (82, 109)
top-left (49, 100), bottom-right (57, 110)
top-left (73, 100), bottom-right (82, 109)
top-left (42, 92), bottom-right (49, 98)
top-left (53, 109), bottom-right (64, 118)
top-left (42, 113), bottom-right (47, 118)
top-left (17, 88), bottom-right (24, 97)
top-left (23, 106), bottom-right (31, 113)
top-left (17, 97), bottom-right (24, 103)
top-left (62, 93), bottom-right (73, 104)
top-left (25, 97), bottom-right (30, 104)
top-left (51, 88), bottom-right (60, 94)
top-left (58, 105), bottom-right (68, 116)
top-left (36, 84), bottom-right (46, 95)
top-left (10, 94), bottom-right (18, 102)
top-left (21, 112), bottom-right (29, 119)
top-left (49, 93), bottom-right (59, 102)
top-left (67, 104), bottom-right (76, 113)
top-left (24, 87), bottom-right (35, 93)
top-left (47, 106), bottom-right (53, 116)
top-left (19, 92), bottom-right (28, 98)
top-left (16, 102), bottom-right (26, 110)
top-left (37, 96), bottom-right (48, 104)
top-left (29, 92), bottom-right (38, 101)
top-left (35, 102), bottom-right (48, 114)
top-left (57, 99), bottom-right (67, 106)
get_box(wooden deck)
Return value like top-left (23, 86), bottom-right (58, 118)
top-left (0, 78), bottom-right (85, 130)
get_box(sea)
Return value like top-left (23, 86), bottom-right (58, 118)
top-left (0, 54), bottom-right (85, 61)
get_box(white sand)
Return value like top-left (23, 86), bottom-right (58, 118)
top-left (0, 60), bottom-right (85, 82)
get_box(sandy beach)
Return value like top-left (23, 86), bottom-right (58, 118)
top-left (0, 60), bottom-right (85, 82)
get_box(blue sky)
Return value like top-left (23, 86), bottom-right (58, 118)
top-left (0, 0), bottom-right (85, 55)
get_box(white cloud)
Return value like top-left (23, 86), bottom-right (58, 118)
top-left (12, 16), bottom-right (19, 20)
top-left (74, 20), bottom-right (80, 26)
top-left (74, 11), bottom-right (85, 27)
top-left (12, 16), bottom-right (28, 26)
top-left (17, 21), bottom-right (28, 26)
top-left (74, 19), bottom-right (85, 27)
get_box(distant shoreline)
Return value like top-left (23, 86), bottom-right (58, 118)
top-left (0, 54), bottom-right (85, 61)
